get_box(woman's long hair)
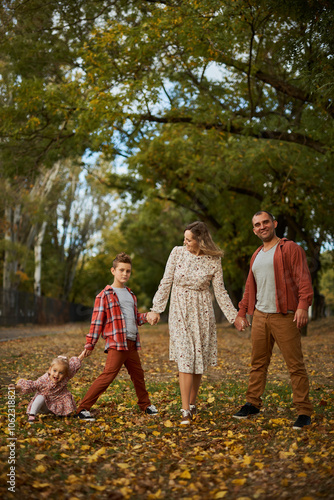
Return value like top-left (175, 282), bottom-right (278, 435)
top-left (185, 221), bottom-right (223, 257)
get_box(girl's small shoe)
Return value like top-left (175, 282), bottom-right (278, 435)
top-left (189, 404), bottom-right (197, 417)
top-left (28, 414), bottom-right (36, 423)
top-left (180, 409), bottom-right (192, 425)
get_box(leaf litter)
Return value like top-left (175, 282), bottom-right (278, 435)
top-left (0, 318), bottom-right (333, 499)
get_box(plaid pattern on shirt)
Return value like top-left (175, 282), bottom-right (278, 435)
top-left (85, 285), bottom-right (147, 352)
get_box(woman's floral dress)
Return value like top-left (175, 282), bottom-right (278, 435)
top-left (152, 246), bottom-right (238, 374)
top-left (17, 357), bottom-right (81, 415)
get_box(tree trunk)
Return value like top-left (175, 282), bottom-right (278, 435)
top-left (3, 205), bottom-right (21, 290)
top-left (34, 221), bottom-right (47, 297)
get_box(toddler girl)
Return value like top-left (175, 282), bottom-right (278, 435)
top-left (14, 351), bottom-right (86, 423)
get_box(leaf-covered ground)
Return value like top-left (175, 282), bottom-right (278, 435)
top-left (1, 318), bottom-right (333, 500)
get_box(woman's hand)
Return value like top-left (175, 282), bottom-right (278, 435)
top-left (234, 316), bottom-right (250, 332)
top-left (147, 312), bottom-right (160, 325)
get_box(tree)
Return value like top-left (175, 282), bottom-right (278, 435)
top-left (319, 251), bottom-right (334, 315)
top-left (75, 0), bottom-right (334, 317)
top-left (0, 1), bottom-right (119, 300)
top-left (1, 0), bottom-right (333, 321)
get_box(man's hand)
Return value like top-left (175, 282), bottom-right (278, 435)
top-left (293, 309), bottom-right (309, 329)
top-left (147, 312), bottom-right (160, 325)
top-left (234, 316), bottom-right (250, 332)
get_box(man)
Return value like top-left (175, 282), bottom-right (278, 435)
top-left (233, 211), bottom-right (314, 429)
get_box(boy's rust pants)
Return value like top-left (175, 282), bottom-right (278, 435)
top-left (246, 309), bottom-right (313, 416)
top-left (77, 340), bottom-right (151, 413)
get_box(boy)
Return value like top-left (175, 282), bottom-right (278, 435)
top-left (76, 252), bottom-right (158, 421)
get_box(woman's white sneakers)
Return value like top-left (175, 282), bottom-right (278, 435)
top-left (180, 409), bottom-right (192, 425)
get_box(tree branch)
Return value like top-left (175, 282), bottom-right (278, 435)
top-left (138, 113), bottom-right (327, 154)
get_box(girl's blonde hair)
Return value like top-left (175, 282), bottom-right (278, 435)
top-left (185, 221), bottom-right (223, 257)
top-left (50, 356), bottom-right (70, 376)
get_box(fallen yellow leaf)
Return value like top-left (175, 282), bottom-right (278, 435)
top-left (34, 464), bottom-right (47, 473)
top-left (179, 469), bottom-right (191, 479)
top-left (215, 492), bottom-right (228, 499)
top-left (66, 475), bottom-right (81, 484)
top-left (88, 484), bottom-right (107, 491)
top-left (303, 456), bottom-right (314, 464)
top-left (117, 463), bottom-right (130, 469)
top-left (32, 481), bottom-right (50, 489)
top-left (95, 447), bottom-right (107, 456)
top-left (164, 420), bottom-right (173, 427)
top-left (232, 478), bottom-right (246, 486)
top-left (279, 451), bottom-right (294, 459)
top-left (119, 486), bottom-right (133, 498)
top-left (34, 454), bottom-right (46, 460)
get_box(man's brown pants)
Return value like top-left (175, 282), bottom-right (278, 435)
top-left (246, 309), bottom-right (313, 416)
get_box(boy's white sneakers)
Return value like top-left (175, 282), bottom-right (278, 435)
top-left (77, 409), bottom-right (95, 421)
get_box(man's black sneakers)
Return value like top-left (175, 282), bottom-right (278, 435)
top-left (293, 414), bottom-right (311, 430)
top-left (233, 402), bottom-right (260, 419)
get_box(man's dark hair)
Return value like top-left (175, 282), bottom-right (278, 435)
top-left (112, 252), bottom-right (132, 268)
top-left (253, 211), bottom-right (275, 221)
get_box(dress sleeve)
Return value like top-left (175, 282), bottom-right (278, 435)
top-left (17, 374), bottom-right (48, 393)
top-left (68, 357), bottom-right (82, 378)
top-left (212, 259), bottom-right (238, 324)
top-left (151, 247), bottom-right (179, 314)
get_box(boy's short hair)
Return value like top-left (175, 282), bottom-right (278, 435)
top-left (112, 252), bottom-right (132, 269)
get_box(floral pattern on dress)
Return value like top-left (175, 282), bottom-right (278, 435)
top-left (152, 246), bottom-right (238, 374)
top-left (17, 357), bottom-right (81, 416)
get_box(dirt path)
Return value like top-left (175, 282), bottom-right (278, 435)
top-left (0, 322), bottom-right (89, 342)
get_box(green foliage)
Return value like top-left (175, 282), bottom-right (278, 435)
top-left (1, 0), bottom-right (333, 315)
top-left (319, 251), bottom-right (334, 312)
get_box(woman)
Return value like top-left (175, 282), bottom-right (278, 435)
top-left (150, 221), bottom-right (239, 425)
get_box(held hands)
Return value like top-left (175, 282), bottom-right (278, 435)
top-left (78, 349), bottom-right (93, 360)
top-left (234, 316), bottom-right (250, 332)
top-left (147, 312), bottom-right (160, 326)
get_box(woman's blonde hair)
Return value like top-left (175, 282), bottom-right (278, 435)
top-left (50, 356), bottom-right (70, 376)
top-left (185, 221), bottom-right (223, 257)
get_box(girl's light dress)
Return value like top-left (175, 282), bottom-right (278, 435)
top-left (152, 246), bottom-right (238, 374)
top-left (17, 357), bottom-right (81, 416)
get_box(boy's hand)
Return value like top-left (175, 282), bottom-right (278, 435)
top-left (83, 349), bottom-right (93, 358)
top-left (147, 312), bottom-right (160, 325)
